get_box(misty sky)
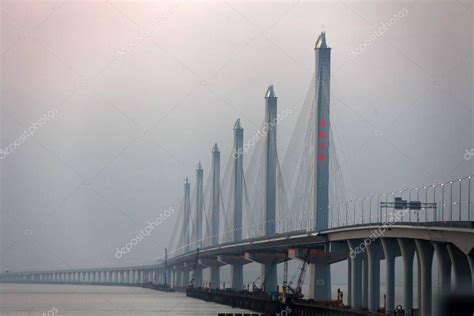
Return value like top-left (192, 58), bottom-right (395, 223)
top-left (1, 0), bottom-right (472, 272)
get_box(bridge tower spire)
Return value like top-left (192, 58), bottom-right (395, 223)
top-left (179, 176), bottom-right (191, 287)
top-left (310, 31), bottom-right (332, 301)
top-left (263, 85), bottom-right (278, 293)
top-left (184, 177), bottom-right (191, 253)
top-left (232, 118), bottom-right (244, 289)
top-left (195, 162), bottom-right (204, 287)
top-left (210, 143), bottom-right (221, 288)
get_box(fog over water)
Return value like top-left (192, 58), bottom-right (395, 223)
top-left (0, 0), bottom-right (472, 287)
top-left (0, 284), bottom-right (253, 315)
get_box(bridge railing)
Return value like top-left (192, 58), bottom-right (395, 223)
top-left (171, 177), bottom-right (473, 259)
top-left (271, 176), bottom-right (474, 235)
top-left (328, 176), bottom-right (473, 229)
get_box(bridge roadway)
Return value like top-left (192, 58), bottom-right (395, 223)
top-left (2, 221), bottom-right (473, 316)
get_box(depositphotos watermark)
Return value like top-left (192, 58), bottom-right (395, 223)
top-left (232, 108), bottom-right (292, 159)
top-left (349, 208), bottom-right (408, 259)
top-left (0, 108), bottom-right (58, 160)
top-left (116, 3), bottom-right (180, 58)
top-left (349, 8), bottom-right (408, 60)
top-left (42, 306), bottom-right (58, 316)
top-left (115, 207), bottom-right (175, 259)
top-left (464, 148), bottom-right (474, 160)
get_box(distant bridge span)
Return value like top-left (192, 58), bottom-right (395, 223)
top-left (2, 222), bottom-right (473, 316)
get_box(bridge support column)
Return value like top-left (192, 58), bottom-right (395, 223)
top-left (231, 264), bottom-right (243, 290)
top-left (210, 267), bottom-right (220, 289)
top-left (468, 254), bottom-right (474, 289)
top-left (434, 243), bottom-right (452, 296)
top-left (415, 239), bottom-right (434, 316)
top-left (262, 263), bottom-right (277, 293)
top-left (398, 238), bottom-right (415, 315)
top-left (361, 253), bottom-right (368, 309)
top-left (348, 240), bottom-right (362, 309)
top-left (381, 239), bottom-right (397, 314)
top-left (366, 241), bottom-right (381, 312)
top-left (246, 252), bottom-right (286, 293)
top-left (176, 270), bottom-right (182, 287)
top-left (309, 263), bottom-right (331, 300)
top-left (347, 257), bottom-right (352, 307)
top-left (447, 244), bottom-right (472, 293)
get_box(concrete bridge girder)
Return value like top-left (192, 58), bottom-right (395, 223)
top-left (199, 257), bottom-right (226, 268)
top-left (174, 263), bottom-right (192, 272)
top-left (186, 261), bottom-right (207, 270)
top-left (328, 225), bottom-right (474, 256)
top-left (288, 245), bottom-right (346, 265)
top-left (244, 251), bottom-right (288, 265)
top-left (217, 255), bottom-right (252, 266)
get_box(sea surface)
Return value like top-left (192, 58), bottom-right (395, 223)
top-left (0, 284), bottom-right (253, 316)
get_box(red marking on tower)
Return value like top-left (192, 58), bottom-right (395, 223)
top-left (320, 120), bottom-right (326, 127)
top-left (320, 132), bottom-right (328, 139)
top-left (319, 155), bottom-right (326, 161)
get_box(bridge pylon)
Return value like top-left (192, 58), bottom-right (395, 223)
top-left (309, 31), bottom-right (331, 301)
top-left (262, 85), bottom-right (278, 293)
top-left (210, 143), bottom-right (221, 289)
top-left (194, 162), bottom-right (204, 287)
top-left (231, 119), bottom-right (244, 290)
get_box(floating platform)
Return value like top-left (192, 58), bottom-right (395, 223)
top-left (186, 288), bottom-right (386, 316)
top-left (142, 282), bottom-right (175, 292)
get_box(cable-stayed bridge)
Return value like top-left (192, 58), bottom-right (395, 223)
top-left (1, 33), bottom-right (473, 316)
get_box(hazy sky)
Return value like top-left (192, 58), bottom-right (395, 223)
top-left (1, 0), bottom-right (472, 271)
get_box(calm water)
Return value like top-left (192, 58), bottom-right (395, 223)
top-left (0, 284), bottom-right (253, 316)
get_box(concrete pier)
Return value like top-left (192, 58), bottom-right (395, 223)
top-left (398, 238), bottom-right (415, 315)
top-left (415, 239), bottom-right (434, 316)
top-left (366, 240), bottom-right (381, 312)
top-left (347, 240), bottom-right (362, 309)
top-left (447, 243), bottom-right (472, 293)
top-left (381, 239), bottom-right (397, 314)
top-left (434, 243), bottom-right (451, 295)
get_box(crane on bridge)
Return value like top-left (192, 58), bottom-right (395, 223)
top-left (282, 249), bottom-right (310, 303)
